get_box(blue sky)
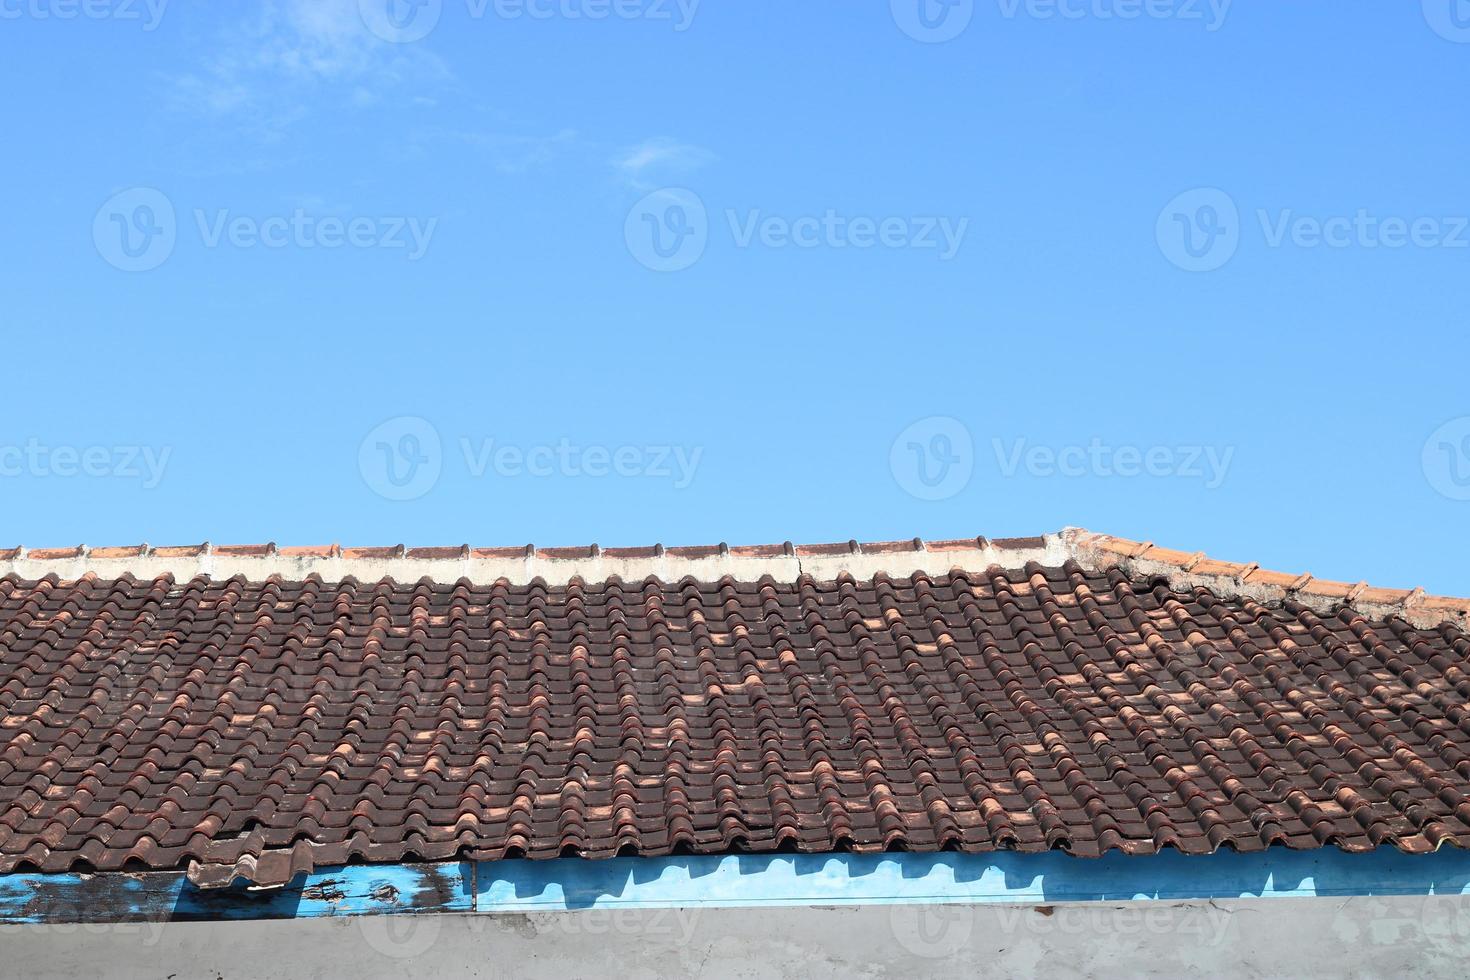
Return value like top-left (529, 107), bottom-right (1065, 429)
top-left (2, 0), bottom-right (1469, 593)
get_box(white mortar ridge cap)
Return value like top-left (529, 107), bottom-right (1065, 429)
top-left (1065, 529), bottom-right (1470, 634)
top-left (1, 528), bottom-right (1465, 631)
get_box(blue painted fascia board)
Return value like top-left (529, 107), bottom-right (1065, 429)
top-left (2, 848), bottom-right (1469, 925)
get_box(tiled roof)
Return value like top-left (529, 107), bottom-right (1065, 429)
top-left (2, 529), bottom-right (1469, 888)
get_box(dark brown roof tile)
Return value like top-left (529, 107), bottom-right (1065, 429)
top-left (991, 535), bottom-right (1046, 550)
top-left (2, 534), bottom-right (1469, 888)
top-left (927, 537), bottom-right (988, 552)
top-left (406, 547), bottom-right (468, 560)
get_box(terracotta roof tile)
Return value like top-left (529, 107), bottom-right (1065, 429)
top-left (406, 546), bottom-right (468, 560)
top-left (25, 547), bottom-right (82, 561)
top-left (473, 546), bottom-right (531, 560)
top-left (151, 545), bottom-right (207, 559)
top-left (213, 544), bottom-right (275, 558)
top-left (88, 546), bottom-right (146, 560)
top-left (276, 545), bottom-right (338, 559)
top-left (602, 546), bottom-right (660, 560)
top-left (1422, 595), bottom-right (1470, 618)
top-left (927, 537), bottom-right (989, 552)
top-left (537, 545), bottom-right (595, 560)
top-left (665, 544), bottom-right (722, 559)
top-left (795, 541), bottom-right (854, 557)
top-left (1299, 578), bottom-right (1357, 600)
top-left (341, 546), bottom-right (400, 560)
top-left (1188, 557), bottom-right (1251, 579)
top-left (1248, 569), bottom-right (1303, 590)
top-left (863, 539), bottom-right (925, 555)
top-left (1, 531), bottom-right (1468, 888)
top-left (728, 543), bottom-right (789, 558)
top-left (990, 535), bottom-right (1047, 550)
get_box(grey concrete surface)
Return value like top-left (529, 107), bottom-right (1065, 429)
top-left (3, 895), bottom-right (1468, 979)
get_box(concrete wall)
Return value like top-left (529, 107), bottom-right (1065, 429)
top-left (5, 895), bottom-right (1469, 980)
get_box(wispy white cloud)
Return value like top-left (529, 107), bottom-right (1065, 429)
top-left (613, 137), bottom-right (715, 190)
top-left (166, 0), bottom-right (449, 135)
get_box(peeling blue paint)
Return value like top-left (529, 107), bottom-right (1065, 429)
top-left (0, 862), bottom-right (472, 925)
top-left (2, 848), bottom-right (1469, 924)
top-left (473, 848), bottom-right (1470, 911)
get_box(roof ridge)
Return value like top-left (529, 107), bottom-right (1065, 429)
top-left (1066, 529), bottom-right (1468, 634)
top-left (0, 535), bottom-right (1048, 566)
top-left (0, 529), bottom-right (1464, 630)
